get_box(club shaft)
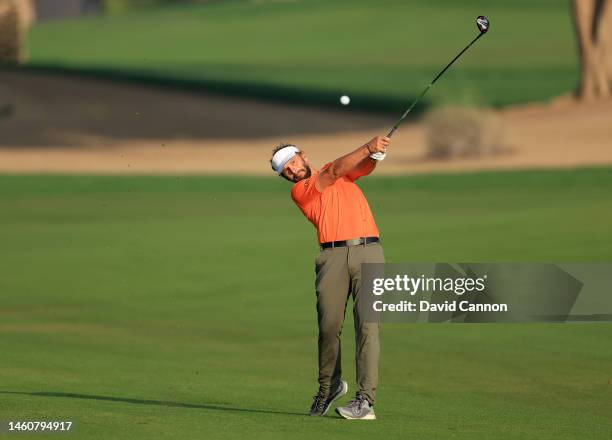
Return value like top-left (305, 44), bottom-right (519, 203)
top-left (387, 32), bottom-right (484, 138)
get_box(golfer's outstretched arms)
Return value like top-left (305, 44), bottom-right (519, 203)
top-left (316, 136), bottom-right (389, 191)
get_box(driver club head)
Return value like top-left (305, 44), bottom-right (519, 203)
top-left (476, 16), bottom-right (489, 33)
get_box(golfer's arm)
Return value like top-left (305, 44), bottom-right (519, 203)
top-left (347, 156), bottom-right (377, 180)
top-left (316, 145), bottom-right (371, 191)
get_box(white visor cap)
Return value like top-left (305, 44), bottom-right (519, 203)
top-left (271, 146), bottom-right (299, 175)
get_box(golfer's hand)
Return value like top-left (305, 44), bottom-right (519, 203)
top-left (365, 136), bottom-right (390, 154)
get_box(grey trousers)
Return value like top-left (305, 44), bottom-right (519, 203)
top-left (314, 242), bottom-right (384, 405)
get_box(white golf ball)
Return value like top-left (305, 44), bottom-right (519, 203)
top-left (340, 95), bottom-right (350, 105)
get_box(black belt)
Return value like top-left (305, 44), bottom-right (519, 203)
top-left (320, 236), bottom-right (379, 250)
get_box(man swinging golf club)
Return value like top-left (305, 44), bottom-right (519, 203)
top-left (269, 135), bottom-right (389, 420)
top-left (266, 13), bottom-right (489, 421)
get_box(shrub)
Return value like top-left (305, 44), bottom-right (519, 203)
top-left (424, 106), bottom-right (505, 159)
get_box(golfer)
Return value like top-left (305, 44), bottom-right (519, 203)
top-left (269, 136), bottom-right (389, 420)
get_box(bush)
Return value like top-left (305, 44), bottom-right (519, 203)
top-left (424, 106), bottom-right (505, 159)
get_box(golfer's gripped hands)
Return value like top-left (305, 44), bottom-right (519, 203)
top-left (365, 136), bottom-right (390, 154)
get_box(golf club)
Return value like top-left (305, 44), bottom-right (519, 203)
top-left (387, 15), bottom-right (490, 138)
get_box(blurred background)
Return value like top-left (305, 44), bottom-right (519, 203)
top-left (1, 1), bottom-right (611, 439)
top-left (0, 0), bottom-right (610, 173)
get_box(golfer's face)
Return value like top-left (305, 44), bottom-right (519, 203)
top-left (283, 155), bottom-right (310, 182)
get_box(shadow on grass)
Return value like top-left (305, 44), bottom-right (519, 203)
top-left (0, 390), bottom-right (307, 418)
top-left (0, 65), bottom-right (399, 147)
top-left (21, 63), bottom-right (420, 116)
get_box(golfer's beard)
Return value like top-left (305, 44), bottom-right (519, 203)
top-left (295, 165), bottom-right (312, 182)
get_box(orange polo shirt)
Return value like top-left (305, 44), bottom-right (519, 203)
top-left (291, 163), bottom-right (380, 244)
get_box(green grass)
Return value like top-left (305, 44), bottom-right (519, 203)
top-left (26, 0), bottom-right (579, 111)
top-left (1, 168), bottom-right (611, 439)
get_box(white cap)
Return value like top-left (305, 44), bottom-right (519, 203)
top-left (271, 145), bottom-right (299, 175)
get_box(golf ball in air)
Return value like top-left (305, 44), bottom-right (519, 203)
top-left (340, 95), bottom-right (350, 105)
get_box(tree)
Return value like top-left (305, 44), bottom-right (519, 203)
top-left (0, 0), bottom-right (34, 64)
top-left (0, 0), bottom-right (22, 63)
top-left (572, 0), bottom-right (612, 100)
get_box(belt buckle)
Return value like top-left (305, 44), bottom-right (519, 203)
top-left (346, 237), bottom-right (363, 247)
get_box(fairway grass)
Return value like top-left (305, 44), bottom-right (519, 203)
top-left (1, 168), bottom-right (611, 439)
top-left (26, 0), bottom-right (579, 111)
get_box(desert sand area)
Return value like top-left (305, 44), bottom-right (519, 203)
top-left (1, 70), bottom-right (611, 175)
